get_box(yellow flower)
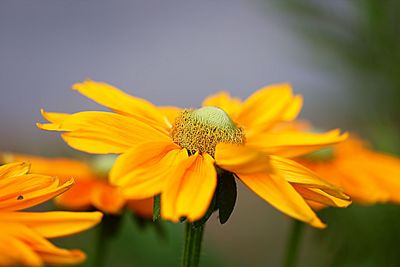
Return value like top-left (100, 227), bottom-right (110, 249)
top-left (298, 136), bottom-right (400, 205)
top-left (0, 162), bottom-right (102, 267)
top-left (38, 80), bottom-right (351, 228)
top-left (1, 153), bottom-right (153, 218)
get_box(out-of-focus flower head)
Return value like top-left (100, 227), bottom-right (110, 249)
top-left (298, 135), bottom-right (400, 206)
top-left (1, 153), bottom-right (153, 218)
top-left (0, 162), bottom-right (102, 267)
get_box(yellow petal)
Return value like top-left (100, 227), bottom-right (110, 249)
top-left (0, 162), bottom-right (30, 179)
top-left (238, 172), bottom-right (326, 228)
top-left (202, 91), bottom-right (242, 119)
top-left (235, 83), bottom-right (295, 130)
top-left (0, 211), bottom-right (103, 238)
top-left (281, 95), bottom-right (303, 121)
top-left (110, 141), bottom-right (182, 199)
top-left (162, 153), bottom-right (217, 222)
top-left (247, 129), bottom-right (348, 158)
top-left (215, 143), bottom-right (270, 174)
top-left (40, 109), bottom-right (70, 124)
top-left (158, 106), bottom-right (182, 127)
top-left (0, 222), bottom-right (87, 266)
top-left (73, 80), bottom-right (168, 128)
top-left (0, 176), bottom-right (74, 211)
top-left (0, 234), bottom-right (43, 267)
top-left (39, 111), bottom-right (170, 154)
top-left (35, 247), bottom-right (85, 266)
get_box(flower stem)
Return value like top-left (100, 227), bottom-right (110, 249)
top-left (282, 220), bottom-right (304, 267)
top-left (92, 214), bottom-right (121, 267)
top-left (181, 222), bottom-right (205, 267)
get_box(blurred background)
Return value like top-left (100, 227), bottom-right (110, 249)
top-left (1, 0), bottom-right (399, 266)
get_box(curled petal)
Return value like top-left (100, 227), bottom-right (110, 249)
top-left (238, 172), bottom-right (326, 228)
top-left (0, 176), bottom-right (74, 211)
top-left (270, 155), bottom-right (350, 201)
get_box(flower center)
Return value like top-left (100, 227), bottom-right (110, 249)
top-left (171, 106), bottom-right (245, 156)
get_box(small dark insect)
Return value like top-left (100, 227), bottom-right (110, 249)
top-left (17, 195), bottom-right (24, 200)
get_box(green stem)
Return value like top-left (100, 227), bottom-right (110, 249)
top-left (282, 220), bottom-right (305, 267)
top-left (92, 215), bottom-right (121, 267)
top-left (92, 222), bottom-right (107, 267)
top-left (181, 222), bottom-right (205, 267)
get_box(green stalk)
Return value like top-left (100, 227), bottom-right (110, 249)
top-left (181, 222), bottom-right (205, 267)
top-left (92, 215), bottom-right (121, 267)
top-left (282, 220), bottom-right (305, 267)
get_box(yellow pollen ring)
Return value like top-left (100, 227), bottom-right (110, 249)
top-left (171, 106), bottom-right (245, 156)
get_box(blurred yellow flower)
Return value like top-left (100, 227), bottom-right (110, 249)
top-left (38, 80), bottom-right (351, 228)
top-left (0, 162), bottom-right (102, 267)
top-left (298, 136), bottom-right (400, 205)
top-left (1, 153), bottom-right (153, 218)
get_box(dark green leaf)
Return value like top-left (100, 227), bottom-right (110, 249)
top-left (217, 171), bottom-right (237, 224)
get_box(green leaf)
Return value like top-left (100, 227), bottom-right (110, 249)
top-left (217, 171), bottom-right (237, 224)
top-left (153, 194), bottom-right (161, 221)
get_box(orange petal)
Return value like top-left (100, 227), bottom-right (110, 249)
top-left (39, 111), bottom-right (170, 154)
top-left (247, 129), bottom-right (348, 158)
top-left (0, 211), bottom-right (103, 238)
top-left (1, 153), bottom-right (95, 183)
top-left (235, 83), bottom-right (295, 130)
top-left (90, 183), bottom-right (125, 214)
top-left (202, 91), bottom-right (242, 119)
top-left (162, 153), bottom-right (217, 222)
top-left (126, 198), bottom-right (154, 218)
top-left (55, 179), bottom-right (96, 210)
top-left (110, 141), bottom-right (182, 199)
top-left (0, 176), bottom-right (74, 211)
top-left (215, 143), bottom-right (270, 174)
top-left (237, 172), bottom-right (326, 228)
top-left (72, 80), bottom-right (168, 129)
